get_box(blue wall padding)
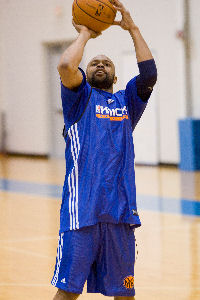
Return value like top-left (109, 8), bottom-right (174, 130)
top-left (179, 118), bottom-right (200, 170)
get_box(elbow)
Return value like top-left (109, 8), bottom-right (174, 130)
top-left (57, 61), bottom-right (76, 75)
top-left (57, 63), bottom-right (74, 77)
top-left (136, 72), bottom-right (157, 90)
top-left (150, 72), bottom-right (157, 87)
top-left (57, 62), bottom-right (69, 72)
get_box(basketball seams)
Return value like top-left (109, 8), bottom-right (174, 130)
top-left (95, 0), bottom-right (116, 15)
top-left (78, 0), bottom-right (116, 15)
top-left (75, 0), bottom-right (115, 26)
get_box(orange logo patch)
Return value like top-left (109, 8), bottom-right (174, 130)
top-left (123, 275), bottom-right (134, 289)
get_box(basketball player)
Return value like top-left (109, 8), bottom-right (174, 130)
top-left (51, 0), bottom-right (157, 299)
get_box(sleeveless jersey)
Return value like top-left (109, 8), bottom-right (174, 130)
top-left (59, 68), bottom-right (149, 233)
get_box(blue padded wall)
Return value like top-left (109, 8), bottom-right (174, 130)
top-left (179, 119), bottom-right (200, 170)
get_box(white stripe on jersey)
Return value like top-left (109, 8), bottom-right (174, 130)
top-left (71, 168), bottom-right (76, 230)
top-left (67, 124), bottom-right (80, 230)
top-left (75, 162), bottom-right (79, 229)
top-left (51, 233), bottom-right (64, 286)
top-left (68, 174), bottom-right (73, 230)
top-left (68, 128), bottom-right (76, 163)
top-left (71, 125), bottom-right (78, 160)
top-left (74, 123), bottom-right (80, 153)
top-left (74, 123), bottom-right (80, 229)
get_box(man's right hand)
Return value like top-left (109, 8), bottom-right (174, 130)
top-left (72, 19), bottom-right (102, 39)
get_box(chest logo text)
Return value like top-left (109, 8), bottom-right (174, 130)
top-left (96, 105), bottom-right (129, 121)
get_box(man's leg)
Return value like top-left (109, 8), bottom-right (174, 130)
top-left (53, 289), bottom-right (80, 300)
top-left (114, 297), bottom-right (135, 300)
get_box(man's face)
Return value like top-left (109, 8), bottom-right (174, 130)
top-left (86, 55), bottom-right (117, 90)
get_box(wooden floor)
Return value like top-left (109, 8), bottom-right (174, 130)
top-left (0, 154), bottom-right (200, 300)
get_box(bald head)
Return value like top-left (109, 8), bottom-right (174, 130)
top-left (86, 54), bottom-right (117, 92)
top-left (87, 55), bottom-right (115, 72)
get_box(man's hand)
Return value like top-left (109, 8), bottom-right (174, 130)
top-left (109, 0), bottom-right (137, 31)
top-left (72, 20), bottom-right (102, 39)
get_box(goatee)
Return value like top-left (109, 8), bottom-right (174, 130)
top-left (88, 73), bottom-right (114, 90)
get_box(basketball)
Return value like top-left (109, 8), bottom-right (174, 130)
top-left (72, 0), bottom-right (117, 32)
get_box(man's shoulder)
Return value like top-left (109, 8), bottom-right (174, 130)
top-left (114, 89), bottom-right (125, 96)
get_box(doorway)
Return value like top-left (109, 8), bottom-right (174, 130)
top-left (46, 42), bottom-right (85, 159)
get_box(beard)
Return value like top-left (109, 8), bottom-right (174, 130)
top-left (88, 72), bottom-right (115, 90)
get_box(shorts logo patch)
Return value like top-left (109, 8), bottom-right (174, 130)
top-left (123, 275), bottom-right (134, 289)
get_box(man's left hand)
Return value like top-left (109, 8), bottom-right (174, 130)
top-left (109, 0), bottom-right (137, 31)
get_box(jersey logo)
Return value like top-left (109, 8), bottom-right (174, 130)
top-left (107, 99), bottom-right (115, 105)
top-left (96, 105), bottom-right (129, 121)
top-left (132, 209), bottom-right (139, 216)
top-left (123, 275), bottom-right (134, 289)
top-left (61, 278), bottom-right (66, 284)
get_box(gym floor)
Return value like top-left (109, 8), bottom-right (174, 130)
top-left (0, 154), bottom-right (199, 300)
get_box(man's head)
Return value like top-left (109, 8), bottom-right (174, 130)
top-left (86, 55), bottom-right (117, 92)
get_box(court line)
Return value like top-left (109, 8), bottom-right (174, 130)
top-left (137, 194), bottom-right (200, 217)
top-left (0, 179), bottom-right (200, 217)
top-left (0, 178), bottom-right (61, 198)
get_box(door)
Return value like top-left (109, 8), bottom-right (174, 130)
top-left (46, 42), bottom-right (85, 158)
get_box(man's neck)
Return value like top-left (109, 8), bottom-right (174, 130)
top-left (92, 86), bottom-right (113, 94)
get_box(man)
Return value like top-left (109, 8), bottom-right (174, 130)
top-left (51, 0), bottom-right (157, 299)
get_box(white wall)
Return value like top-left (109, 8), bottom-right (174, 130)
top-left (190, 0), bottom-right (200, 117)
top-left (0, 0), bottom-right (77, 155)
top-left (0, 4), bottom-right (5, 150)
top-left (0, 0), bottom-right (191, 163)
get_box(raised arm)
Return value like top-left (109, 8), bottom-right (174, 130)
top-left (109, 0), bottom-right (157, 100)
top-left (58, 21), bottom-right (101, 90)
top-left (109, 0), bottom-right (153, 62)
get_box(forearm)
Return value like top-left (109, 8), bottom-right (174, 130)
top-left (136, 59), bottom-right (157, 101)
top-left (109, 0), bottom-right (153, 62)
top-left (58, 30), bottom-right (90, 70)
top-left (129, 25), bottom-right (153, 63)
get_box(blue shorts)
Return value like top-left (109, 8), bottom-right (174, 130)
top-left (51, 222), bottom-right (136, 297)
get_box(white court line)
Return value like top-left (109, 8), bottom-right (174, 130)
top-left (0, 245), bottom-right (54, 259)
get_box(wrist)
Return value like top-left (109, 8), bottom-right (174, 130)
top-left (79, 28), bottom-right (91, 40)
top-left (129, 24), bottom-right (139, 35)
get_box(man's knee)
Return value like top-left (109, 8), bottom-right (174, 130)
top-left (53, 289), bottom-right (80, 300)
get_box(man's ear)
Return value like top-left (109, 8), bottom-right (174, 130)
top-left (114, 76), bottom-right (117, 84)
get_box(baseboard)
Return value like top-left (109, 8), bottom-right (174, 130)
top-left (1, 152), bottom-right (49, 159)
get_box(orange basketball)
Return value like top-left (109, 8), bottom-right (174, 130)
top-left (72, 0), bottom-right (117, 32)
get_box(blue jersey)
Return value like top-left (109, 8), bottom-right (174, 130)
top-left (59, 68), bottom-right (149, 233)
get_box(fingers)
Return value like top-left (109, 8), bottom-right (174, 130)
top-left (72, 19), bottom-right (102, 38)
top-left (109, 0), bottom-right (124, 11)
top-left (72, 19), bottom-right (80, 29)
top-left (113, 20), bottom-right (121, 26)
top-left (90, 30), bottom-right (102, 38)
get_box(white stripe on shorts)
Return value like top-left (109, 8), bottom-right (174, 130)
top-left (51, 233), bottom-right (64, 286)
